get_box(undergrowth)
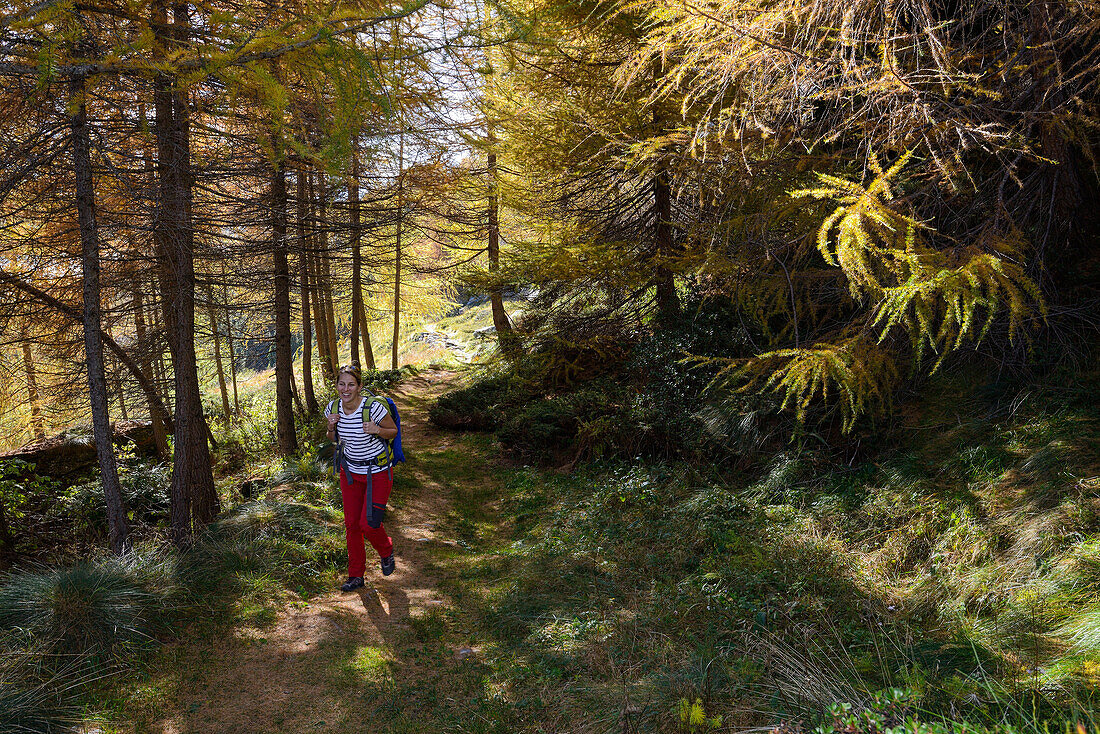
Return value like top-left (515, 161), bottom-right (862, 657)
top-left (430, 295), bottom-right (779, 466)
top-left (424, 360), bottom-right (1100, 732)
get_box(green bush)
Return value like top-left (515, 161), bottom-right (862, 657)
top-left (362, 368), bottom-right (407, 392)
top-left (211, 499), bottom-right (335, 544)
top-left (176, 498), bottom-right (342, 607)
top-left (66, 460), bottom-right (171, 534)
top-left (497, 382), bottom-right (625, 461)
top-left (768, 687), bottom-right (1093, 734)
top-left (272, 447), bottom-right (329, 485)
top-left (0, 461), bottom-right (62, 552)
top-left (429, 374), bottom-right (516, 431)
top-left (431, 295), bottom-right (780, 464)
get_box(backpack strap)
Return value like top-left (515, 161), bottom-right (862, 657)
top-left (326, 399), bottom-right (344, 477)
top-left (364, 396), bottom-right (396, 468)
top-left (327, 399), bottom-right (342, 440)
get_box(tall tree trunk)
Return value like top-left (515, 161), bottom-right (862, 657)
top-left (70, 72), bottom-right (130, 555)
top-left (323, 258), bottom-right (339, 374)
top-left (350, 143), bottom-right (376, 370)
top-left (392, 131), bottom-right (404, 370)
top-left (486, 148), bottom-right (517, 358)
top-left (142, 146), bottom-right (175, 424)
top-left (358, 297), bottom-right (376, 370)
top-left (114, 369), bottom-right (129, 421)
top-left (651, 71), bottom-right (679, 322)
top-left (349, 142), bottom-right (362, 367)
top-left (315, 170), bottom-right (340, 375)
top-left (133, 284), bottom-right (170, 456)
top-left (653, 168), bottom-right (678, 320)
top-left (306, 171), bottom-right (332, 385)
top-left (149, 289), bottom-right (172, 409)
top-left (292, 375), bottom-right (305, 414)
top-left (206, 286), bottom-right (231, 419)
top-left (271, 146), bottom-right (298, 455)
top-left (222, 267), bottom-right (240, 417)
top-left (296, 167), bottom-right (318, 413)
top-left (20, 329), bottom-right (45, 442)
top-left (310, 249), bottom-right (332, 384)
top-left (154, 1), bottom-right (218, 540)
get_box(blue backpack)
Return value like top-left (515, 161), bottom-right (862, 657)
top-left (370, 392), bottom-right (407, 466)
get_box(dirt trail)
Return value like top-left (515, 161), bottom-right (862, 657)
top-left (157, 370), bottom-right (469, 734)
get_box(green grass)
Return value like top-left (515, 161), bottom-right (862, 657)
top-left (396, 367), bottom-right (1100, 732)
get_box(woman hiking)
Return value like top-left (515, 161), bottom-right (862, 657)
top-left (325, 364), bottom-right (399, 591)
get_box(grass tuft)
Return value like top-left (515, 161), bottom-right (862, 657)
top-left (0, 555), bottom-right (170, 665)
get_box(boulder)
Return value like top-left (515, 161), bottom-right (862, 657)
top-left (0, 421), bottom-right (158, 478)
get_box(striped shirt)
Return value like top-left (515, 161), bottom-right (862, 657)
top-left (330, 397), bottom-right (390, 474)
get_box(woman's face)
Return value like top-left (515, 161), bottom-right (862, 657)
top-left (337, 374), bottom-right (361, 403)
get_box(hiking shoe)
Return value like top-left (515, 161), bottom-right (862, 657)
top-left (380, 554), bottom-right (396, 576)
top-left (340, 576), bottom-right (365, 592)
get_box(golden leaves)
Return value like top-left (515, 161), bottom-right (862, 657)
top-left (714, 152), bottom-right (1047, 430)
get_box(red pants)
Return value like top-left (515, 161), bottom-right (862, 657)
top-left (340, 468), bottom-right (394, 577)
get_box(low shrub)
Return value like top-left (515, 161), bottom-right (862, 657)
top-left (431, 295), bottom-right (781, 464)
top-left (497, 382), bottom-right (625, 462)
top-left (272, 447), bottom-right (329, 485)
top-left (66, 460), bottom-right (171, 535)
top-left (0, 555), bottom-right (170, 664)
top-left (362, 368), bottom-right (408, 392)
top-left (0, 460), bottom-right (63, 554)
top-left (429, 374), bottom-right (516, 431)
top-left (211, 499), bottom-right (336, 544)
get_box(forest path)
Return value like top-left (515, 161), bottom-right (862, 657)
top-left (156, 369), bottom-right (488, 734)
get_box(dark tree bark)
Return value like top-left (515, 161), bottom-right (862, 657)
top-left (206, 286), bottom-right (231, 419)
top-left (653, 166), bottom-right (678, 320)
top-left (305, 170), bottom-right (332, 385)
top-left (357, 297), bottom-right (375, 370)
top-left (310, 247), bottom-right (332, 384)
top-left (271, 149), bottom-right (298, 454)
top-left (292, 375), bottom-right (305, 414)
top-left (652, 77), bottom-right (679, 322)
top-left (149, 289), bottom-right (171, 409)
top-left (349, 144), bottom-right (363, 367)
top-left (315, 170), bottom-right (340, 375)
top-left (70, 72), bottom-right (130, 555)
top-left (133, 282), bottom-right (171, 456)
top-left (20, 328), bottom-right (46, 442)
top-left (392, 131), bottom-right (404, 370)
top-left (295, 167), bottom-right (318, 413)
top-left (486, 148), bottom-right (518, 359)
top-left (223, 268), bottom-right (241, 417)
top-left (154, 1), bottom-right (218, 539)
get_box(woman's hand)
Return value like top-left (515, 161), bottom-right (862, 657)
top-left (326, 413), bottom-right (339, 433)
top-left (363, 414), bottom-right (398, 440)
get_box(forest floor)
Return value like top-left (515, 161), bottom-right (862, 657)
top-left (136, 370), bottom-right (507, 733)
